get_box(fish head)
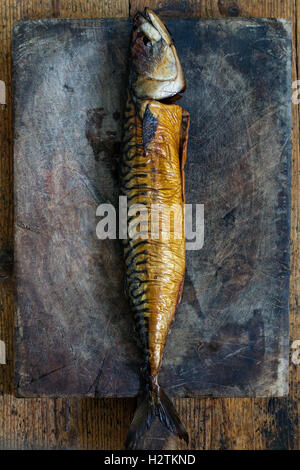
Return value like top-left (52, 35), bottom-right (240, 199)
top-left (130, 8), bottom-right (185, 101)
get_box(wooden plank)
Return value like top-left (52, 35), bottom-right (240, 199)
top-left (13, 16), bottom-right (291, 400)
top-left (131, 0), bottom-right (295, 17)
top-left (0, 0), bottom-right (299, 452)
top-left (0, 0), bottom-right (133, 452)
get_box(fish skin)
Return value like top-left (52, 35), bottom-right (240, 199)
top-left (120, 8), bottom-right (190, 448)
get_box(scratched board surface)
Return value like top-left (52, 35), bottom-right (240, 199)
top-left (13, 18), bottom-right (291, 398)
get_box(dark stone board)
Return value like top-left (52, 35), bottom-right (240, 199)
top-left (13, 18), bottom-right (291, 398)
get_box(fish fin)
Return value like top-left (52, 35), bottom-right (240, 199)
top-left (156, 386), bottom-right (189, 445)
top-left (125, 380), bottom-right (188, 449)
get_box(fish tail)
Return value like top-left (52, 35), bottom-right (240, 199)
top-left (125, 375), bottom-right (189, 449)
top-left (156, 386), bottom-right (189, 444)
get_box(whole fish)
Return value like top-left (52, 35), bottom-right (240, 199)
top-left (120, 8), bottom-right (190, 448)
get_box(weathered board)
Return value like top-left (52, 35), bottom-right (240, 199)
top-left (13, 17), bottom-right (291, 398)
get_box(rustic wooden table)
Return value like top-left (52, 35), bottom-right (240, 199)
top-left (0, 0), bottom-right (299, 450)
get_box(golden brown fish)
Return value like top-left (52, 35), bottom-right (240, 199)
top-left (120, 8), bottom-right (190, 448)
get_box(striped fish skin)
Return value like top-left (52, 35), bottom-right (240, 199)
top-left (121, 94), bottom-right (186, 375)
top-left (122, 8), bottom-right (190, 449)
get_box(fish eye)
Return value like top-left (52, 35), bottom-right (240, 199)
top-left (143, 36), bottom-right (151, 46)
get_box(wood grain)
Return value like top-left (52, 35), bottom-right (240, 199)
top-left (13, 16), bottom-right (291, 399)
top-left (0, 0), bottom-right (299, 450)
top-left (0, 0), bottom-right (134, 452)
